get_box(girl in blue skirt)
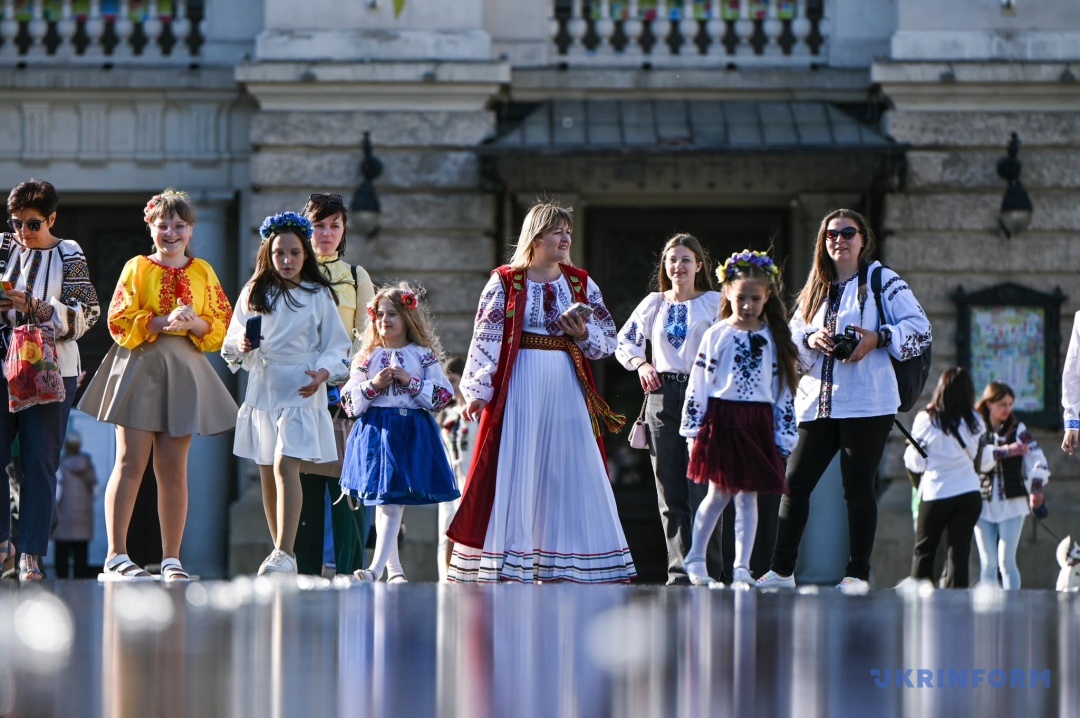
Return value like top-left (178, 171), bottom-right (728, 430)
top-left (340, 282), bottom-right (458, 582)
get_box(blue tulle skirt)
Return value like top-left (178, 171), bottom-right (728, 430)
top-left (339, 406), bottom-right (459, 506)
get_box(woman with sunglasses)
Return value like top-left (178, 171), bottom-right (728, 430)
top-left (292, 193), bottom-right (375, 577)
top-left (0, 179), bottom-right (100, 581)
top-left (756, 209), bottom-right (931, 594)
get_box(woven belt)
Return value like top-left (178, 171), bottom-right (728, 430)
top-left (659, 372), bottom-right (689, 383)
top-left (519, 332), bottom-right (625, 437)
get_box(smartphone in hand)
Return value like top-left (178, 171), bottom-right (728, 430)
top-left (567, 302), bottom-right (594, 319)
top-left (245, 315), bottom-right (262, 349)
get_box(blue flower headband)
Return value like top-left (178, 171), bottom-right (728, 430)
top-left (718, 249), bottom-right (781, 284)
top-left (259, 211), bottom-right (313, 242)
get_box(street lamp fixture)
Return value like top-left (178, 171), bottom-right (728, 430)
top-left (351, 131), bottom-right (383, 239)
top-left (996, 132), bottom-right (1033, 239)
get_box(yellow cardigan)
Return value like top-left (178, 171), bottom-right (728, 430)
top-left (317, 255), bottom-right (375, 341)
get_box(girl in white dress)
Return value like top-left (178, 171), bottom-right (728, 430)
top-left (339, 283), bottom-right (458, 583)
top-left (222, 212), bottom-right (352, 575)
top-left (680, 250), bottom-right (800, 587)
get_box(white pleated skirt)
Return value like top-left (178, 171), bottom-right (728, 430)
top-left (448, 349), bottom-right (636, 583)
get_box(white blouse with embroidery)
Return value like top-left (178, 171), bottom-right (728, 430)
top-left (462, 272), bottom-right (617, 405)
top-left (342, 343), bottom-right (454, 417)
top-left (904, 411), bottom-right (995, 502)
top-left (678, 323), bottom-right (798, 456)
top-left (791, 261), bottom-right (932, 423)
top-left (1062, 310), bottom-right (1080, 430)
top-left (615, 291), bottom-right (720, 375)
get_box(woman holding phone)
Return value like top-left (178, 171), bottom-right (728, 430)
top-left (446, 201), bottom-right (636, 584)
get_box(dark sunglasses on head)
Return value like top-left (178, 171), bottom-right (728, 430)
top-left (825, 226), bottom-right (860, 241)
top-left (308, 193), bottom-right (344, 205)
top-left (7, 218), bottom-right (45, 232)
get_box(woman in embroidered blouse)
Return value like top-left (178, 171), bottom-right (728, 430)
top-left (757, 208), bottom-right (932, 594)
top-left (292, 192), bottom-right (376, 577)
top-left (615, 233), bottom-right (722, 585)
top-left (446, 202), bottom-right (636, 583)
top-left (79, 189), bottom-right (237, 582)
top-left (0, 179), bottom-right (100, 582)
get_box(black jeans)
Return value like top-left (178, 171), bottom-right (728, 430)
top-left (769, 415), bottom-right (894, 581)
top-left (911, 490), bottom-right (982, 588)
top-left (645, 378), bottom-right (722, 583)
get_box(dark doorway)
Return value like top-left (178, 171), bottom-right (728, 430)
top-left (586, 205), bottom-right (792, 583)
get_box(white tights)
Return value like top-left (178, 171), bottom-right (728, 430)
top-left (685, 483), bottom-right (758, 570)
top-left (369, 504), bottom-right (405, 579)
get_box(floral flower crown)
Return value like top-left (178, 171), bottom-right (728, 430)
top-left (143, 189), bottom-right (191, 224)
top-left (259, 211), bottom-right (313, 242)
top-left (718, 249), bottom-right (780, 284)
top-left (366, 291), bottom-right (419, 321)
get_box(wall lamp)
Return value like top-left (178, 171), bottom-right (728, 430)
top-left (351, 131), bottom-right (384, 239)
top-left (996, 132), bottom-right (1033, 239)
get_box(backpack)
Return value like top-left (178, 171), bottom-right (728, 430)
top-left (870, 265), bottom-right (932, 413)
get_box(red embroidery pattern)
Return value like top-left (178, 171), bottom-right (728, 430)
top-left (212, 281), bottom-right (233, 328)
top-left (107, 286), bottom-right (129, 340)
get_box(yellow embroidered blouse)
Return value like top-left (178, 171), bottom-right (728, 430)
top-left (317, 255), bottom-right (375, 340)
top-left (108, 255), bottom-right (233, 352)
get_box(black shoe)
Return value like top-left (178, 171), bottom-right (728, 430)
top-left (666, 575), bottom-right (692, 586)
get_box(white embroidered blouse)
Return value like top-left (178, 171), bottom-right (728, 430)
top-left (615, 291), bottom-right (720, 375)
top-left (791, 261), bottom-right (932, 423)
top-left (1062, 310), bottom-right (1080, 430)
top-left (678, 323), bottom-right (798, 456)
top-left (904, 411), bottom-right (995, 502)
top-left (342, 343), bottom-right (454, 417)
top-left (462, 272), bottom-right (617, 404)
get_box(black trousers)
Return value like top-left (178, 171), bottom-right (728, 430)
top-left (769, 415), bottom-right (894, 581)
top-left (645, 378), bottom-right (722, 583)
top-left (911, 490), bottom-right (982, 588)
top-left (294, 473), bottom-right (367, 576)
top-left (53, 540), bottom-right (90, 579)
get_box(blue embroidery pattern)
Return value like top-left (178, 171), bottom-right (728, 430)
top-left (665, 303), bottom-right (688, 350)
top-left (733, 332), bottom-right (765, 400)
top-left (816, 284), bottom-right (845, 419)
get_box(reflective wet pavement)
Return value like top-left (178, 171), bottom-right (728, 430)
top-left (0, 580), bottom-right (1076, 718)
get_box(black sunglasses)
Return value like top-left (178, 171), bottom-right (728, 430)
top-left (308, 193), bottom-right (344, 205)
top-left (8, 218), bottom-right (45, 232)
top-left (825, 227), bottom-right (860, 241)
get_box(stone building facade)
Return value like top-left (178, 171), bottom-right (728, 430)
top-left (0, 0), bottom-right (1076, 586)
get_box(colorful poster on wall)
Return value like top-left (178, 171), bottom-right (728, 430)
top-left (7, 0), bottom-right (175, 21)
top-left (970, 305), bottom-right (1046, 412)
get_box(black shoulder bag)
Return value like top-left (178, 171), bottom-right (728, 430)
top-left (870, 265), bottom-right (932, 413)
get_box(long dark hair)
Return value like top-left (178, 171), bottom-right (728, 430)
top-left (927, 366), bottom-right (980, 438)
top-left (975, 381), bottom-right (1017, 434)
top-left (795, 208), bottom-right (876, 323)
top-left (247, 231), bottom-right (337, 314)
top-left (719, 263), bottom-right (800, 394)
top-left (655, 233), bottom-right (714, 293)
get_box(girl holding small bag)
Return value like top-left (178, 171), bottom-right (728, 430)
top-left (615, 234), bottom-right (721, 585)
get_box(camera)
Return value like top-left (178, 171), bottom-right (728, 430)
top-left (831, 326), bottom-right (860, 360)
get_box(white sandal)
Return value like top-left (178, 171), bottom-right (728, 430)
top-left (387, 572), bottom-right (408, 584)
top-left (159, 558), bottom-right (191, 583)
top-left (353, 568), bottom-right (377, 582)
top-left (98, 554), bottom-right (154, 582)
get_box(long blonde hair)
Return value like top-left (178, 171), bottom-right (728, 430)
top-left (794, 208), bottom-right (876, 323)
top-left (355, 282), bottom-right (443, 366)
top-left (507, 202), bottom-right (574, 269)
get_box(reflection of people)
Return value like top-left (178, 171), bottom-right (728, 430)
top-left (904, 367), bottom-right (994, 588)
top-left (223, 212), bottom-right (351, 576)
top-left (615, 233), bottom-right (721, 585)
top-left (436, 356), bottom-right (472, 582)
top-left (758, 209), bottom-right (931, 593)
top-left (80, 189), bottom-right (236, 582)
top-left (974, 381), bottom-right (1049, 589)
top-left (0, 179), bottom-right (100, 582)
top-left (680, 251), bottom-right (799, 587)
top-left (1061, 310), bottom-right (1080, 455)
top-left (340, 284), bottom-right (458, 583)
top-left (447, 202), bottom-right (635, 583)
top-left (294, 193), bottom-right (375, 577)
top-left (54, 431), bottom-right (98, 579)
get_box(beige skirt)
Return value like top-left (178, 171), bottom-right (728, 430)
top-left (78, 334), bottom-right (238, 437)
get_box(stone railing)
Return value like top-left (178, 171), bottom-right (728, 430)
top-left (0, 0), bottom-right (204, 65)
top-left (550, 0), bottom-right (827, 67)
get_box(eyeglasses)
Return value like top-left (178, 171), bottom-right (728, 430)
top-left (308, 193), bottom-right (343, 205)
top-left (825, 227), bottom-right (860, 242)
top-left (7, 218), bottom-right (45, 232)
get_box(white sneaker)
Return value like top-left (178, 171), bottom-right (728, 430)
top-left (258, 549), bottom-right (297, 575)
top-left (836, 577), bottom-right (869, 595)
top-left (756, 570), bottom-right (796, 590)
top-left (685, 560), bottom-right (717, 587)
top-left (731, 566), bottom-right (754, 588)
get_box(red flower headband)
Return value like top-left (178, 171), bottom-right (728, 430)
top-left (366, 291), bottom-right (419, 322)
